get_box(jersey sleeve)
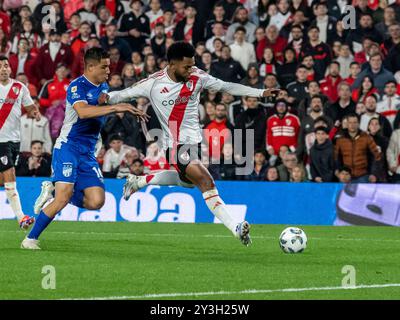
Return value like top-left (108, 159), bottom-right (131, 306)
top-left (66, 82), bottom-right (87, 107)
top-left (199, 70), bottom-right (264, 97)
top-left (21, 84), bottom-right (34, 108)
top-left (107, 78), bottom-right (151, 104)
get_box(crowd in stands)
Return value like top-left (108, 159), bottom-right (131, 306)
top-left (4, 0), bottom-right (400, 183)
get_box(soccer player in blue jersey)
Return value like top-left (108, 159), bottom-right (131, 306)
top-left (21, 48), bottom-right (148, 250)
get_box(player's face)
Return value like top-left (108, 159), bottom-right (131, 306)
top-left (171, 57), bottom-right (195, 82)
top-left (0, 59), bottom-right (11, 82)
top-left (91, 58), bottom-right (111, 83)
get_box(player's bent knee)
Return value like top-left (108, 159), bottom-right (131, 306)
top-left (85, 197), bottom-right (105, 210)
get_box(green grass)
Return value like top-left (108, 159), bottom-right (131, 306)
top-left (1, 220), bottom-right (400, 300)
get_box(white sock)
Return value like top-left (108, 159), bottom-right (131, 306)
top-left (5, 182), bottom-right (24, 221)
top-left (203, 189), bottom-right (237, 236)
top-left (137, 170), bottom-right (194, 189)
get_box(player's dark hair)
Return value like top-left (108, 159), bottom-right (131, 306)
top-left (167, 41), bottom-right (195, 62)
top-left (84, 47), bottom-right (109, 67)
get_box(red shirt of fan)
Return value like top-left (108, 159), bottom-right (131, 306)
top-left (144, 157), bottom-right (170, 172)
top-left (204, 119), bottom-right (231, 160)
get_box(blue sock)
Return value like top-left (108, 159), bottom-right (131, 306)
top-left (28, 211), bottom-right (54, 240)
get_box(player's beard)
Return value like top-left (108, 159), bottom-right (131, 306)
top-left (174, 71), bottom-right (188, 83)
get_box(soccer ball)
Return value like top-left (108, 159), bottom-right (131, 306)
top-left (279, 227), bottom-right (307, 253)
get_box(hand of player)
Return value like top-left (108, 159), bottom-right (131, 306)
top-left (114, 103), bottom-right (150, 122)
top-left (98, 93), bottom-right (109, 105)
top-left (263, 88), bottom-right (280, 97)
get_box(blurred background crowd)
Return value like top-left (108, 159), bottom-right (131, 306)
top-left (3, 0), bottom-right (400, 183)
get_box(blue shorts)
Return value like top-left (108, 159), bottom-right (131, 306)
top-left (52, 142), bottom-right (104, 193)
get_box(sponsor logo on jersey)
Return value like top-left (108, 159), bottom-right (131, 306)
top-left (0, 156), bottom-right (8, 166)
top-left (161, 95), bottom-right (197, 106)
top-left (62, 163), bottom-right (73, 177)
top-left (71, 92), bottom-right (80, 99)
top-left (71, 86), bottom-right (77, 93)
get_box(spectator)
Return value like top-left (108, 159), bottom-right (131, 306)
top-left (151, 23), bottom-right (167, 59)
top-left (276, 47), bottom-right (298, 88)
top-left (377, 80), bottom-right (400, 128)
top-left (301, 25), bottom-right (332, 81)
top-left (11, 18), bottom-right (41, 55)
top-left (287, 24), bottom-right (304, 58)
top-left (205, 3), bottom-right (230, 40)
top-left (229, 26), bottom-right (256, 71)
top-left (310, 0), bottom-right (337, 44)
top-left (387, 128), bottom-right (400, 183)
top-left (298, 80), bottom-right (330, 120)
top-left (0, 28), bottom-right (11, 57)
top-left (77, 0), bottom-right (98, 25)
top-left (297, 96), bottom-right (333, 162)
top-left (310, 126), bottom-right (334, 182)
top-left (265, 166), bottom-right (280, 182)
top-left (16, 73), bottom-right (37, 97)
top-left (290, 164), bottom-right (307, 182)
top-left (287, 65), bottom-right (309, 104)
top-left (131, 158), bottom-right (145, 176)
top-left (259, 47), bottom-right (277, 77)
top-left (205, 22), bottom-right (226, 53)
top-left (256, 24), bottom-right (287, 62)
top-left (102, 108), bottom-right (141, 147)
top-left (235, 96), bottom-right (266, 151)
top-left (97, 0), bottom-right (125, 21)
top-left (94, 6), bottom-right (115, 39)
top-left (119, 0), bottom-right (150, 52)
top-left (143, 53), bottom-right (158, 76)
top-left (108, 47), bottom-right (125, 75)
top-left (38, 63), bottom-right (70, 112)
top-left (226, 6), bottom-right (256, 45)
top-left (70, 22), bottom-right (92, 57)
top-left (325, 82), bottom-right (356, 123)
top-left (173, 2), bottom-right (204, 46)
top-left (16, 141), bottom-right (51, 177)
top-left (143, 141), bottom-right (170, 173)
top-left (268, 0), bottom-right (291, 32)
top-left (319, 61), bottom-right (343, 103)
top-left (102, 134), bottom-right (136, 178)
top-left (210, 45), bottom-right (245, 83)
top-left (352, 52), bottom-right (396, 94)
top-left (121, 63), bottom-right (136, 88)
top-left (108, 73), bottom-right (124, 91)
top-left (385, 29), bottom-right (400, 74)
top-left (9, 37), bottom-right (37, 85)
top-left (334, 114), bottom-right (382, 183)
top-left (116, 149), bottom-right (140, 179)
top-left (67, 13), bottom-right (82, 41)
top-left (35, 30), bottom-right (73, 86)
top-left (240, 63), bottom-right (264, 89)
top-left (346, 13), bottom-right (383, 53)
top-left (100, 23), bottom-right (131, 62)
top-left (362, 94), bottom-right (393, 138)
top-left (345, 61), bottom-right (361, 86)
top-left (71, 34), bottom-right (100, 79)
top-left (20, 103), bottom-right (52, 154)
top-left (301, 54), bottom-right (316, 81)
top-left (266, 99), bottom-right (301, 155)
top-left (244, 149), bottom-right (268, 181)
top-left (219, 142), bottom-right (237, 181)
top-left (337, 166), bottom-right (352, 183)
top-left (354, 38), bottom-right (380, 65)
top-left (367, 117), bottom-right (389, 182)
top-left (352, 75), bottom-right (379, 103)
top-left (146, 0), bottom-right (164, 32)
top-left (204, 103), bottom-right (232, 162)
top-left (277, 152), bottom-right (298, 182)
top-left (200, 50), bottom-right (212, 73)
top-left (375, 6), bottom-right (398, 42)
top-left (336, 44), bottom-right (354, 79)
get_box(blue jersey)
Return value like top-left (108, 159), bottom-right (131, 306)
top-left (54, 75), bottom-right (108, 152)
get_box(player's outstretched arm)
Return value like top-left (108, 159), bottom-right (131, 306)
top-left (73, 101), bottom-right (149, 122)
top-left (106, 79), bottom-right (150, 104)
top-left (219, 82), bottom-right (280, 98)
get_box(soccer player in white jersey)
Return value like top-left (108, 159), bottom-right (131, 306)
top-left (0, 56), bottom-right (39, 230)
top-left (106, 42), bottom-right (278, 246)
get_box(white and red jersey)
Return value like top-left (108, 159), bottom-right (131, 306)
top-left (266, 113), bottom-right (301, 154)
top-left (146, 9), bottom-right (164, 37)
top-left (0, 79), bottom-right (34, 143)
top-left (108, 67), bottom-right (265, 149)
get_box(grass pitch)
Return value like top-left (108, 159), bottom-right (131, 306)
top-left (0, 220), bottom-right (399, 300)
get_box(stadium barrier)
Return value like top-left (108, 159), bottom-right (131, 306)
top-left (0, 178), bottom-right (399, 226)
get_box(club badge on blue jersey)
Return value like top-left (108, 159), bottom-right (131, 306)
top-left (62, 163), bottom-right (73, 177)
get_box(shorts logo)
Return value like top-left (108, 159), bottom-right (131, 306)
top-left (62, 163), bottom-right (73, 177)
top-left (0, 156), bottom-right (8, 165)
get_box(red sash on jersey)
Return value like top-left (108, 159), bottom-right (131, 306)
top-left (0, 81), bottom-right (22, 130)
top-left (184, 25), bottom-right (193, 43)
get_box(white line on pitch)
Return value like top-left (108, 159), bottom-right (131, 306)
top-left (62, 283), bottom-right (400, 300)
top-left (2, 230), bottom-right (399, 242)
